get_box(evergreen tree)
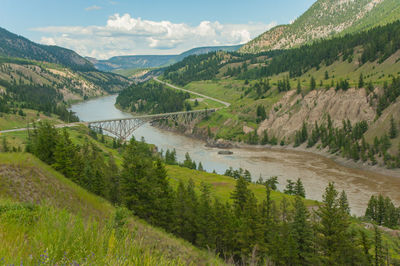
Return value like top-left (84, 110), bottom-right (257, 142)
top-left (389, 116), bottom-right (397, 139)
top-left (291, 196), bottom-right (313, 265)
top-left (197, 162), bottom-right (204, 171)
top-left (265, 176), bottom-right (278, 190)
top-left (339, 190), bottom-right (350, 215)
top-left (173, 179), bottom-right (198, 243)
top-left (374, 225), bottom-right (384, 266)
top-left (315, 182), bottom-right (353, 264)
top-left (2, 137), bottom-right (9, 152)
top-left (310, 76), bottom-right (316, 90)
top-left (358, 73), bottom-right (364, 88)
top-left (196, 183), bottom-right (214, 248)
top-left (231, 176), bottom-right (251, 213)
top-left (294, 178), bottom-right (306, 198)
top-left (284, 179), bottom-right (295, 195)
top-left (243, 169), bottom-right (252, 182)
top-left (28, 122), bottom-right (58, 165)
top-left (324, 71), bottom-right (329, 80)
top-left (297, 79), bottom-right (302, 94)
top-left (120, 138), bottom-right (155, 220)
top-left (261, 130), bottom-right (269, 145)
top-left (52, 129), bottom-right (80, 182)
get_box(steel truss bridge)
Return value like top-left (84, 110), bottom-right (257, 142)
top-left (83, 108), bottom-right (216, 141)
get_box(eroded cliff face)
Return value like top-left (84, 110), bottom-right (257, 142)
top-left (257, 88), bottom-right (376, 140)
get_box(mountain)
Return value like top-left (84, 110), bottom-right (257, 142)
top-left (240, 0), bottom-right (400, 53)
top-left (160, 18), bottom-right (400, 169)
top-left (90, 44), bottom-right (242, 72)
top-left (0, 27), bottom-right (130, 121)
top-left (0, 27), bottom-right (95, 71)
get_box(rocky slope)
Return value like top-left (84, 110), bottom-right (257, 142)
top-left (257, 87), bottom-right (376, 139)
top-left (240, 0), bottom-right (400, 53)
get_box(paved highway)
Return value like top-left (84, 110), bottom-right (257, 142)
top-left (153, 77), bottom-right (231, 107)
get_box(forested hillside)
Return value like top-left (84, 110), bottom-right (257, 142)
top-left (117, 81), bottom-right (190, 113)
top-left (240, 0), bottom-right (400, 53)
top-left (164, 20), bottom-right (400, 85)
top-left (1, 122), bottom-right (399, 264)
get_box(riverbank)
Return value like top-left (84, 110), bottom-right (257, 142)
top-left (149, 117), bottom-right (400, 180)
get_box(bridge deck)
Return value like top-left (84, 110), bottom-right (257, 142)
top-left (86, 108), bottom-right (217, 124)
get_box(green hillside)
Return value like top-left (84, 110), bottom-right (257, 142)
top-left (1, 122), bottom-right (399, 264)
top-left (240, 0), bottom-right (400, 53)
top-left (0, 152), bottom-right (223, 265)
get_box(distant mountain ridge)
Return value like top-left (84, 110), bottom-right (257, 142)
top-left (89, 45), bottom-right (242, 72)
top-left (0, 27), bottom-right (95, 71)
top-left (240, 0), bottom-right (400, 53)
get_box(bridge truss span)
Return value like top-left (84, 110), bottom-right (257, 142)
top-left (87, 108), bottom-right (216, 141)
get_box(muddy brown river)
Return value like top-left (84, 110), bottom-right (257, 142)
top-left (70, 95), bottom-right (400, 216)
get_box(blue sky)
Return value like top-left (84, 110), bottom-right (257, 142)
top-left (0, 0), bottom-right (316, 59)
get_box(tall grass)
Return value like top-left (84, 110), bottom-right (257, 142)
top-left (0, 199), bottom-right (187, 265)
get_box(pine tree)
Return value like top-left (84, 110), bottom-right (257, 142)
top-left (261, 130), bottom-right (269, 145)
top-left (315, 182), bottom-right (352, 264)
top-left (374, 225), bottom-right (384, 266)
top-left (107, 153), bottom-right (120, 204)
top-left (310, 76), bottom-right (316, 90)
top-left (52, 129), bottom-right (79, 181)
top-left (173, 180), bottom-right (198, 243)
top-left (325, 71), bottom-right (329, 80)
top-left (243, 169), bottom-right (252, 182)
top-left (284, 179), bottom-right (295, 195)
top-left (294, 178), bottom-right (306, 198)
top-left (120, 138), bottom-right (154, 220)
top-left (196, 182), bottom-right (214, 248)
top-left (198, 162), bottom-right (204, 171)
top-left (291, 196), bottom-right (313, 265)
top-left (339, 190), bottom-right (350, 214)
top-left (231, 176), bottom-right (251, 213)
top-left (358, 73), bottom-right (364, 88)
top-left (265, 176), bottom-right (278, 190)
top-left (2, 137), bottom-right (9, 152)
top-left (389, 116), bottom-right (397, 139)
top-left (297, 80), bottom-right (302, 94)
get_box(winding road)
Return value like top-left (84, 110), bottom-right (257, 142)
top-left (153, 77), bottom-right (231, 107)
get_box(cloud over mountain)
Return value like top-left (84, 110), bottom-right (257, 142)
top-left (33, 13), bottom-right (275, 59)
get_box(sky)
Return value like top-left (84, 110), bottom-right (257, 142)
top-left (0, 0), bottom-right (316, 59)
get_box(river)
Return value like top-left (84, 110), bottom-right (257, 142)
top-left (70, 94), bottom-right (400, 216)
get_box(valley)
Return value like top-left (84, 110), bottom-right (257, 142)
top-left (1, 0), bottom-right (400, 264)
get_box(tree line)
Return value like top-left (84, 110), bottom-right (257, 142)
top-left (0, 78), bottom-right (78, 122)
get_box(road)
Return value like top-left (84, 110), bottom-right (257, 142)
top-left (0, 122), bottom-right (84, 134)
top-left (153, 77), bottom-right (231, 107)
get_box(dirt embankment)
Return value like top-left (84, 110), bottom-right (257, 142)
top-left (257, 87), bottom-right (375, 140)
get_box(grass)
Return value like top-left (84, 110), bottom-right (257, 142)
top-left (166, 164), bottom-right (318, 207)
top-left (0, 153), bottom-right (225, 265)
top-left (112, 67), bottom-right (155, 78)
top-left (0, 109), bottom-right (61, 131)
top-left (0, 199), bottom-right (192, 265)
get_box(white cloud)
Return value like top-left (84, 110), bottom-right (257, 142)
top-left (85, 5), bottom-right (102, 11)
top-left (32, 13), bottom-right (276, 59)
